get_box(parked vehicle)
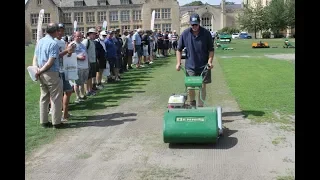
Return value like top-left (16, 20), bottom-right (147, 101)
top-left (218, 32), bottom-right (232, 43)
top-left (232, 33), bottom-right (240, 39)
top-left (239, 32), bottom-right (252, 39)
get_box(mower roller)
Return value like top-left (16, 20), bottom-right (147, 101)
top-left (163, 64), bottom-right (223, 144)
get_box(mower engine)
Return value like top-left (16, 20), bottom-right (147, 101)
top-left (167, 94), bottom-right (187, 109)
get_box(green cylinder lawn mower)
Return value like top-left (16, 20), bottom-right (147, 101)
top-left (163, 64), bottom-right (223, 144)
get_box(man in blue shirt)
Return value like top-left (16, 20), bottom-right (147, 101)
top-left (105, 30), bottom-right (120, 81)
top-left (32, 23), bottom-right (71, 128)
top-left (176, 14), bottom-right (214, 107)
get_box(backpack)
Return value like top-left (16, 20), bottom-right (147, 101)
top-left (86, 39), bottom-right (90, 49)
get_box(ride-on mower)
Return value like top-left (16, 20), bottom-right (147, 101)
top-left (216, 40), bottom-right (234, 50)
top-left (163, 64), bottom-right (223, 144)
top-left (252, 41), bottom-right (270, 48)
top-left (283, 39), bottom-right (295, 48)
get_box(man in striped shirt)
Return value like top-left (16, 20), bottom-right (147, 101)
top-left (171, 30), bottom-right (179, 54)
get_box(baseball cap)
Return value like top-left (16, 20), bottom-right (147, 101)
top-left (190, 14), bottom-right (200, 25)
top-left (100, 30), bottom-right (107, 36)
top-left (58, 23), bottom-right (65, 29)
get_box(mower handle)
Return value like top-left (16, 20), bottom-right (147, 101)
top-left (179, 64), bottom-right (211, 77)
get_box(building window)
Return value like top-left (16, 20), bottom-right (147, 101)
top-left (32, 29), bottom-right (45, 40)
top-left (161, 8), bottom-right (171, 19)
top-left (74, 12), bottom-right (84, 23)
top-left (63, 13), bottom-right (71, 23)
top-left (32, 29), bottom-right (37, 40)
top-left (162, 23), bottom-right (171, 32)
top-left (74, 1), bottom-right (84, 7)
top-left (152, 9), bottom-right (161, 19)
top-left (77, 27), bottom-right (84, 34)
top-left (121, 10), bottom-right (130, 22)
top-left (122, 25), bottom-right (130, 32)
top-left (132, 10), bottom-right (141, 21)
top-left (43, 13), bottom-right (50, 24)
top-left (154, 24), bottom-right (161, 31)
top-left (30, 14), bottom-right (39, 25)
top-left (109, 11), bottom-right (118, 22)
top-left (65, 28), bottom-right (73, 36)
top-left (120, 0), bottom-right (130, 4)
top-left (37, 0), bottom-right (42, 5)
top-left (98, 12), bottom-right (106, 22)
top-left (133, 25), bottom-right (142, 30)
top-left (98, 0), bottom-right (108, 6)
top-left (86, 12), bottom-right (95, 23)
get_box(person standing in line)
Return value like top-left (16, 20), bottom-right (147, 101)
top-left (54, 23), bottom-right (75, 122)
top-left (72, 31), bottom-right (90, 103)
top-left (82, 28), bottom-right (97, 96)
top-left (94, 30), bottom-right (108, 89)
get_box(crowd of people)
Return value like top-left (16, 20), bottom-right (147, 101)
top-left (32, 22), bottom-right (180, 129)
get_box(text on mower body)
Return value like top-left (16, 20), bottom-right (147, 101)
top-left (176, 117), bottom-right (205, 122)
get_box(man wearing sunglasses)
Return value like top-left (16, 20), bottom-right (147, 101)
top-left (176, 14), bottom-right (214, 107)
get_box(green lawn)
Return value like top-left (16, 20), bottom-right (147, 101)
top-left (216, 38), bottom-right (295, 123)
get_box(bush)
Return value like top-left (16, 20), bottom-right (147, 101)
top-left (273, 33), bottom-right (284, 38)
top-left (219, 27), bottom-right (240, 34)
top-left (262, 32), bottom-right (271, 39)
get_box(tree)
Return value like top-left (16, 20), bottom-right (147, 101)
top-left (284, 0), bottom-right (295, 28)
top-left (237, 0), bottom-right (268, 38)
top-left (183, 1), bottom-right (204, 6)
top-left (264, 0), bottom-right (287, 35)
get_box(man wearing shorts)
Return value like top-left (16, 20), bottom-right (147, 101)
top-left (133, 28), bottom-right (143, 68)
top-left (54, 23), bottom-right (75, 122)
top-left (176, 14), bottom-right (214, 107)
top-left (73, 31), bottom-right (89, 103)
top-left (94, 30), bottom-right (107, 89)
top-left (82, 28), bottom-right (97, 96)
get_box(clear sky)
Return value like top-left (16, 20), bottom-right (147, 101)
top-left (25, 0), bottom-right (243, 5)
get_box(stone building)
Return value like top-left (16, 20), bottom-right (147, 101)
top-left (180, 0), bottom-right (242, 33)
top-left (25, 0), bottom-right (180, 44)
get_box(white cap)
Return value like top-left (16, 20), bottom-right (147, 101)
top-left (100, 31), bottom-right (107, 36)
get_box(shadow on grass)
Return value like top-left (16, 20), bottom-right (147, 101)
top-left (222, 110), bottom-right (265, 123)
top-left (69, 59), bottom-right (170, 112)
top-left (168, 128), bottom-right (238, 149)
top-left (62, 112), bottom-right (138, 128)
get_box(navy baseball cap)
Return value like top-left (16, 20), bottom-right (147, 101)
top-left (190, 14), bottom-right (200, 25)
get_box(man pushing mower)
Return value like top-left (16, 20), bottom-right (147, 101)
top-left (175, 14), bottom-right (214, 107)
